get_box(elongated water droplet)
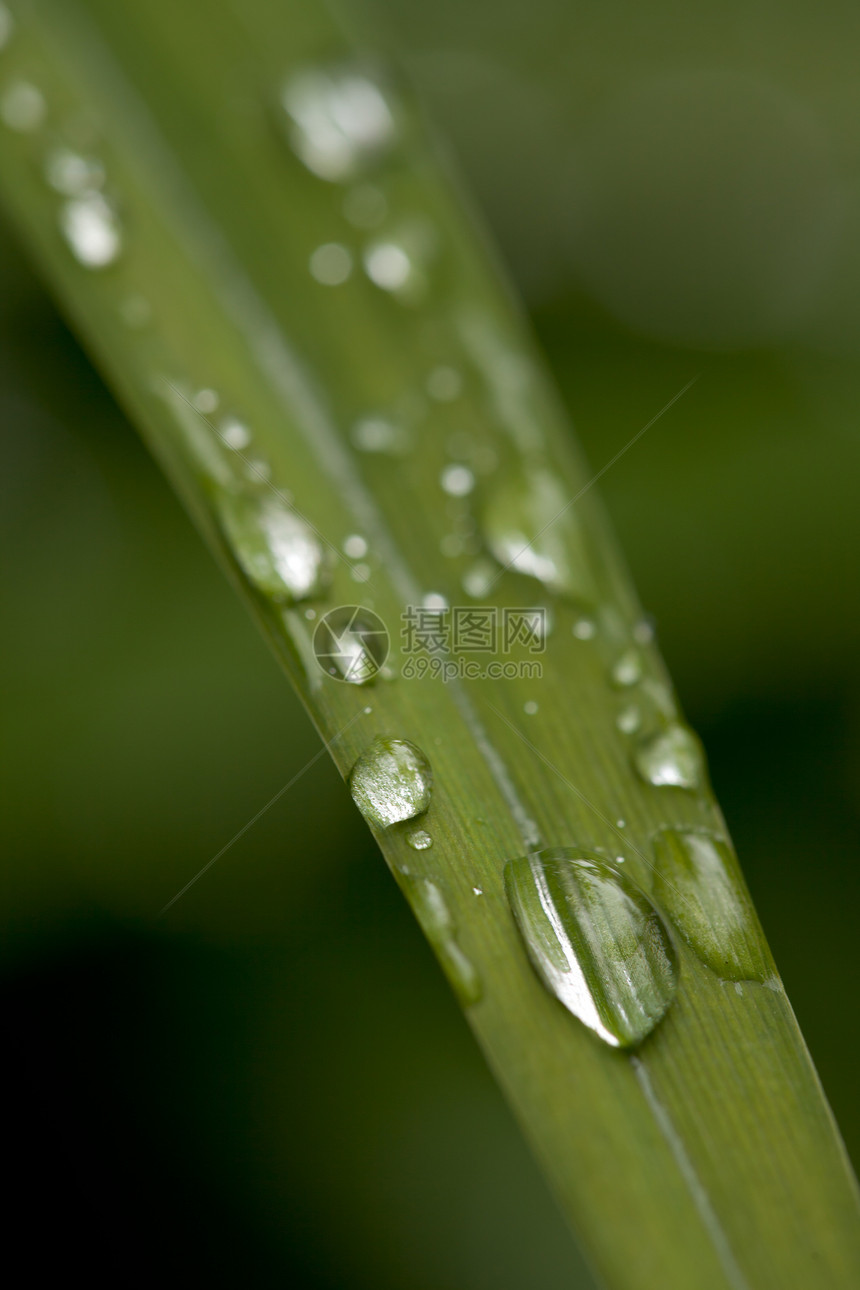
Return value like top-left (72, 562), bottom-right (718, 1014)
top-left (401, 875), bottom-right (481, 1004)
top-left (59, 193), bottom-right (122, 268)
top-left (313, 605), bottom-right (389, 683)
top-left (652, 829), bottom-right (769, 980)
top-left (218, 493), bottom-right (327, 603)
top-left (281, 65), bottom-right (397, 182)
top-left (611, 648), bottom-right (642, 687)
top-left (634, 723), bottom-right (705, 790)
top-left (505, 849), bottom-right (677, 1047)
top-left (482, 464), bottom-right (594, 600)
top-left (349, 737), bottom-right (432, 826)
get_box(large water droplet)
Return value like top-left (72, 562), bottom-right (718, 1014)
top-left (505, 849), bottom-right (677, 1047)
top-left (218, 492), bottom-right (327, 603)
top-left (59, 193), bottom-right (122, 268)
top-left (633, 723), bottom-right (705, 790)
top-left (281, 65), bottom-right (397, 182)
top-left (313, 605), bottom-right (389, 684)
top-left (401, 875), bottom-right (482, 1004)
top-left (482, 464), bottom-right (594, 600)
top-left (349, 737), bottom-right (432, 826)
top-left (652, 829), bottom-right (770, 980)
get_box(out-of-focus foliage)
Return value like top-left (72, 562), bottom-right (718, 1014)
top-left (3, 0), bottom-right (859, 1284)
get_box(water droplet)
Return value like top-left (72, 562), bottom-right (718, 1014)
top-left (0, 5), bottom-right (14, 50)
top-left (482, 464), bottom-right (594, 600)
top-left (343, 533), bottom-right (368, 559)
top-left (616, 818), bottom-right (626, 828)
top-left (342, 182), bottom-right (387, 227)
top-left (313, 605), bottom-right (389, 684)
top-left (192, 388), bottom-right (219, 415)
top-left (473, 886), bottom-right (483, 896)
top-left (524, 701), bottom-right (539, 715)
top-left (364, 239), bottom-right (412, 292)
top-left (349, 737), bottom-right (432, 826)
top-left (427, 366), bottom-right (462, 402)
top-left (44, 147), bottom-right (105, 196)
top-left (217, 416), bottom-right (250, 449)
top-left (634, 724), bottom-right (705, 790)
top-left (422, 592), bottom-right (447, 612)
top-left (281, 65), bottom-right (397, 182)
top-left (572, 617), bottom-right (597, 640)
top-left (350, 414), bottom-right (403, 454)
top-left (616, 704), bottom-right (641, 735)
top-left (505, 848), bottom-right (677, 1048)
top-left (407, 828), bottom-right (433, 850)
top-left (611, 648), bottom-right (642, 688)
top-left (652, 829), bottom-right (769, 980)
top-left (440, 463), bottom-right (475, 497)
top-left (218, 493), bottom-right (327, 603)
top-left (59, 193), bottom-right (122, 268)
top-left (462, 558), bottom-right (495, 599)
top-left (1, 79), bottom-right (45, 132)
top-left (304, 608), bottom-right (316, 620)
top-left (309, 241), bottom-right (352, 285)
top-left (401, 875), bottom-right (482, 1005)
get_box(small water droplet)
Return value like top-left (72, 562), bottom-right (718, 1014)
top-left (304, 607), bottom-right (316, 620)
top-left (309, 241), bottom-right (352, 285)
top-left (611, 648), bottom-right (642, 688)
top-left (364, 239), bottom-right (412, 292)
top-left (505, 848), bottom-right (677, 1048)
top-left (245, 456), bottom-right (272, 482)
top-left (462, 558), bottom-right (495, 599)
top-left (652, 828), bottom-right (769, 980)
top-left (0, 5), bottom-right (14, 50)
top-left (401, 875), bottom-right (482, 1005)
top-left (350, 414), bottom-right (403, 455)
top-left (524, 701), bottom-right (539, 715)
top-left (44, 147), bottom-right (105, 196)
top-left (314, 605), bottom-right (389, 684)
top-left (616, 705), bottom-right (641, 735)
top-left (218, 417), bottom-right (250, 449)
top-left (616, 818), bottom-right (626, 828)
top-left (1, 79), bottom-right (45, 132)
top-left (427, 366), bottom-right (462, 402)
top-left (363, 705), bottom-right (372, 714)
top-left (218, 493), bottom-right (327, 603)
top-left (482, 464), bottom-right (594, 600)
top-left (281, 65), bottom-right (397, 182)
top-left (59, 193), bottom-right (122, 268)
top-left (343, 533), bottom-right (368, 559)
top-left (342, 182), bottom-right (387, 227)
top-left (440, 463), bottom-right (475, 497)
top-left (422, 592), bottom-right (448, 612)
top-left (192, 388), bottom-right (219, 415)
top-left (473, 886), bottom-right (483, 896)
top-left (407, 828), bottom-right (433, 850)
top-left (349, 737), bottom-right (432, 826)
top-left (572, 617), bottom-right (597, 641)
top-left (634, 724), bottom-right (705, 790)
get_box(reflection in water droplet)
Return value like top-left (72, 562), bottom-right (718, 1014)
top-left (59, 193), bottom-right (122, 267)
top-left (634, 724), bottom-right (705, 790)
top-left (505, 849), bottom-right (677, 1047)
top-left (44, 147), bottom-right (105, 196)
top-left (281, 66), bottom-right (396, 182)
top-left (572, 617), bottom-right (597, 640)
top-left (401, 875), bottom-right (482, 1004)
top-left (309, 241), bottom-right (352, 285)
top-left (314, 605), bottom-right (389, 684)
top-left (427, 366), bottom-right (462, 401)
top-left (349, 737), bottom-right (432, 826)
top-left (342, 182), bottom-right (388, 228)
top-left (407, 828), bottom-right (433, 850)
top-left (1, 79), bottom-right (45, 131)
top-left (611, 648), bottom-right (642, 687)
top-left (652, 829), bottom-right (769, 980)
top-left (482, 464), bottom-right (594, 600)
top-left (219, 493), bottom-right (326, 603)
top-left (343, 533), bottom-right (368, 559)
top-left (440, 463), bottom-right (475, 497)
top-left (0, 5), bottom-right (14, 50)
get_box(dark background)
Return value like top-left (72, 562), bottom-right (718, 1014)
top-left (2, 1), bottom-right (859, 1285)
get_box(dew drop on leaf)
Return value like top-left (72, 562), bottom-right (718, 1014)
top-left (218, 492), bottom-right (327, 603)
top-left (349, 736), bottom-right (432, 826)
top-left (633, 724), bottom-right (705, 790)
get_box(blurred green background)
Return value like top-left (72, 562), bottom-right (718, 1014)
top-left (2, 0), bottom-right (859, 1284)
